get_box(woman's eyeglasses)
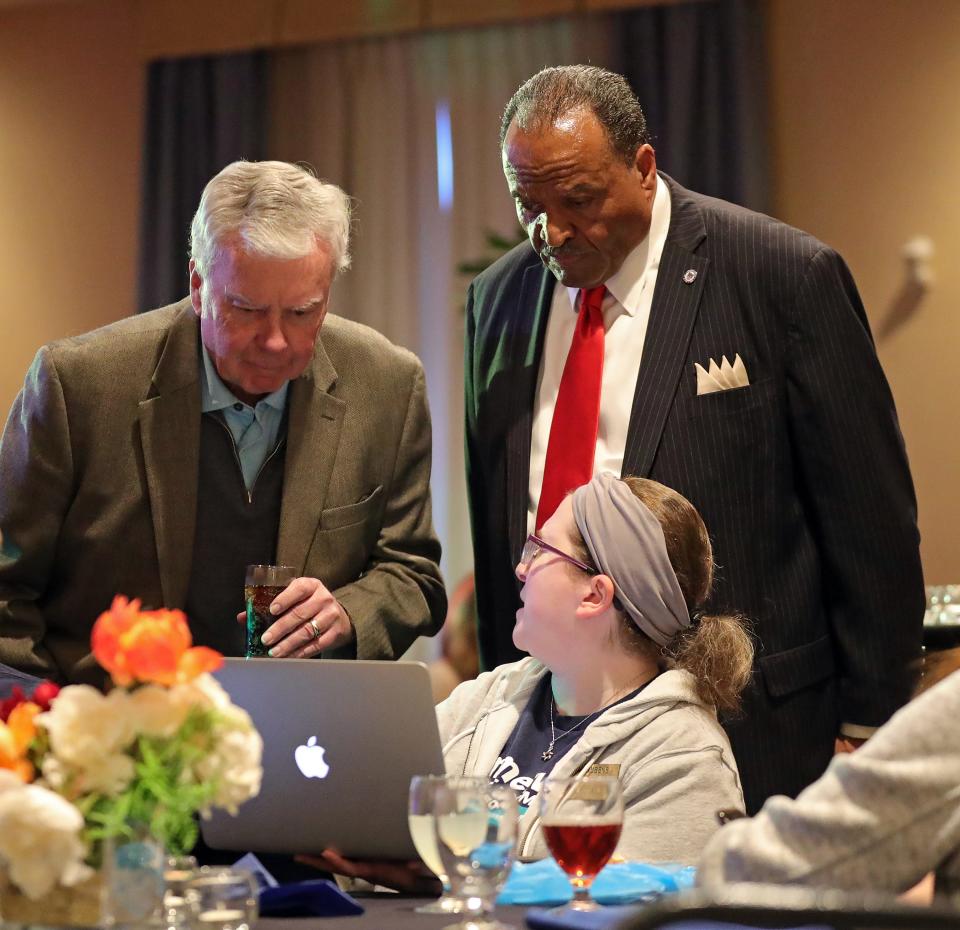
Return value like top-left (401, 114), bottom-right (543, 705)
top-left (520, 534), bottom-right (596, 575)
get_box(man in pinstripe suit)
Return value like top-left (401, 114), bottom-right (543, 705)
top-left (464, 66), bottom-right (924, 813)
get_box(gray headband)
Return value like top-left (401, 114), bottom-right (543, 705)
top-left (571, 473), bottom-right (690, 647)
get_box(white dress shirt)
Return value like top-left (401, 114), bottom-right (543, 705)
top-left (527, 176), bottom-right (672, 533)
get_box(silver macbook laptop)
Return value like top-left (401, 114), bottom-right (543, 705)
top-left (201, 658), bottom-right (445, 859)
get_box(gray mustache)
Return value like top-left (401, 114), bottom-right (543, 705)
top-left (540, 247), bottom-right (583, 261)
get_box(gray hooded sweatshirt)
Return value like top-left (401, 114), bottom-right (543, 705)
top-left (697, 669), bottom-right (960, 901)
top-left (436, 657), bottom-right (744, 864)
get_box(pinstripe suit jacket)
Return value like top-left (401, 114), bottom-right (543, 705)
top-left (464, 174), bottom-right (925, 812)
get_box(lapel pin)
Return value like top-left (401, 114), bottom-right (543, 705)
top-left (683, 269), bottom-right (698, 285)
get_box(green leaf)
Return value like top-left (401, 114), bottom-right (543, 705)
top-left (458, 226), bottom-right (527, 279)
top-left (74, 704), bottom-right (230, 859)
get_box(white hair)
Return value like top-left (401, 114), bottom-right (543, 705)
top-left (190, 160), bottom-right (352, 275)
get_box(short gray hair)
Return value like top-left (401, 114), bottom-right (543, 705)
top-left (501, 65), bottom-right (650, 164)
top-left (190, 160), bottom-right (352, 275)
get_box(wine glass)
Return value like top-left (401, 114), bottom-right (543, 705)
top-left (184, 867), bottom-right (258, 930)
top-left (409, 774), bottom-right (482, 914)
top-left (539, 775), bottom-right (624, 911)
top-left (433, 778), bottom-right (518, 930)
top-left (161, 854), bottom-right (198, 930)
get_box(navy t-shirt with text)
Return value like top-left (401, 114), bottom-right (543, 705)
top-left (489, 673), bottom-right (654, 814)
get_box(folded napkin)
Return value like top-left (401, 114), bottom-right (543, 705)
top-left (259, 879), bottom-right (364, 917)
top-left (232, 853), bottom-right (364, 918)
top-left (232, 852), bottom-right (279, 891)
top-left (499, 859), bottom-right (696, 907)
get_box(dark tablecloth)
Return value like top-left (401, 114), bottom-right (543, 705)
top-left (257, 892), bottom-right (534, 929)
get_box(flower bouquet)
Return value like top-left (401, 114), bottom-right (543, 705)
top-left (0, 596), bottom-right (263, 921)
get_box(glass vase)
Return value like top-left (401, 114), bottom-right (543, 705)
top-left (101, 823), bottom-right (166, 928)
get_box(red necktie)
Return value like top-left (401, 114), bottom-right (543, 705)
top-left (535, 285), bottom-right (606, 530)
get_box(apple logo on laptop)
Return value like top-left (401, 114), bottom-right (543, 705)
top-left (294, 736), bottom-right (330, 779)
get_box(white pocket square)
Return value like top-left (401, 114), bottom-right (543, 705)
top-left (695, 354), bottom-right (750, 395)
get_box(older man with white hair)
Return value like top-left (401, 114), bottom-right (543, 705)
top-left (0, 160), bottom-right (446, 686)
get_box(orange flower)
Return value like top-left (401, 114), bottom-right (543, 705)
top-left (0, 701), bottom-right (40, 781)
top-left (92, 595), bottom-right (223, 687)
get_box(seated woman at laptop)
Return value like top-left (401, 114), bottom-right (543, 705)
top-left (307, 474), bottom-right (753, 886)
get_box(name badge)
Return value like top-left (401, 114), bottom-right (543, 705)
top-left (585, 763), bottom-right (621, 778)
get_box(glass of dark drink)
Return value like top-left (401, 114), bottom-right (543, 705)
top-left (244, 564), bottom-right (298, 657)
top-left (539, 775), bottom-right (624, 911)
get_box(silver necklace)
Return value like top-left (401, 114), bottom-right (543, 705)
top-left (541, 699), bottom-right (602, 762)
top-left (541, 672), bottom-right (655, 762)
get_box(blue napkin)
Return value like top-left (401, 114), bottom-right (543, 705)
top-left (232, 852), bottom-right (278, 891)
top-left (528, 914), bottom-right (828, 930)
top-left (499, 859), bottom-right (696, 907)
top-left (232, 853), bottom-right (364, 918)
top-left (526, 904), bottom-right (643, 930)
top-left (259, 879), bottom-right (365, 917)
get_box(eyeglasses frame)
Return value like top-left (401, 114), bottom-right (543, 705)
top-left (521, 533), bottom-right (597, 575)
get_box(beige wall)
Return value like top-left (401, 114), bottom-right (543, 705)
top-left (0, 0), bottom-right (957, 580)
top-left (767, 0), bottom-right (960, 583)
top-left (0, 0), bottom-right (143, 414)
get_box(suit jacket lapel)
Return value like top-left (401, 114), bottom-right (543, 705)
top-left (623, 175), bottom-right (709, 477)
top-left (139, 303), bottom-right (201, 608)
top-left (276, 335), bottom-right (344, 571)
top-left (504, 262), bottom-right (554, 562)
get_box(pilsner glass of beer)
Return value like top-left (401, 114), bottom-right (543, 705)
top-left (244, 564), bottom-right (298, 658)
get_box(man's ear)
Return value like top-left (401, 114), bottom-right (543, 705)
top-left (189, 260), bottom-right (203, 316)
top-left (634, 143), bottom-right (657, 189)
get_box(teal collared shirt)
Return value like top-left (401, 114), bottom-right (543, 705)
top-left (200, 346), bottom-right (289, 491)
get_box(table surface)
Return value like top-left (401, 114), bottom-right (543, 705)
top-left (257, 892), bottom-right (564, 929)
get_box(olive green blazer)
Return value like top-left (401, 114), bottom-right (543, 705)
top-left (0, 300), bottom-right (445, 683)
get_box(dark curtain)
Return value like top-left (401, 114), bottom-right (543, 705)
top-left (618, 0), bottom-right (770, 212)
top-left (136, 4), bottom-right (769, 308)
top-left (137, 52), bottom-right (268, 312)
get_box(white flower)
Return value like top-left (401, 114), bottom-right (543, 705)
top-left (180, 674), bottom-right (232, 711)
top-left (173, 675), bottom-right (264, 811)
top-left (195, 705), bottom-right (263, 814)
top-left (127, 684), bottom-right (193, 737)
top-left (0, 769), bottom-right (23, 796)
top-left (39, 685), bottom-right (135, 758)
top-left (37, 685), bottom-right (137, 796)
top-left (0, 782), bottom-right (91, 899)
